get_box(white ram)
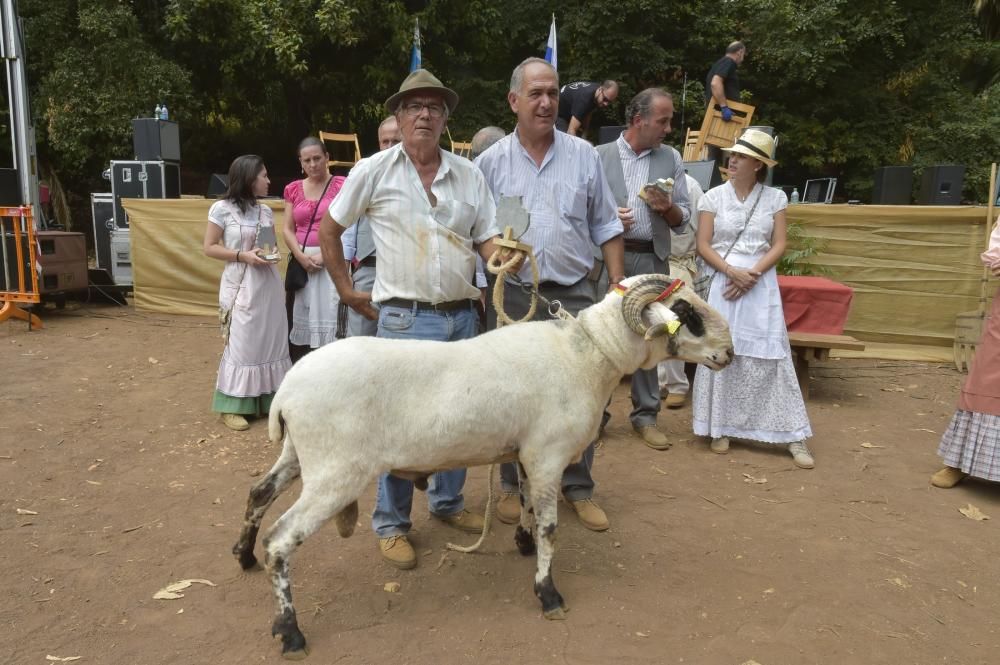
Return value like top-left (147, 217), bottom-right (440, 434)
top-left (233, 273), bottom-right (733, 659)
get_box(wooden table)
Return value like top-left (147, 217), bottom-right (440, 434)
top-left (787, 332), bottom-right (866, 399)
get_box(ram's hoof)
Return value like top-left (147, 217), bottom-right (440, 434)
top-left (275, 634), bottom-right (308, 660)
top-left (543, 605), bottom-right (568, 620)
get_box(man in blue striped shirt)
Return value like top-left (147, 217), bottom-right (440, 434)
top-left (476, 57), bottom-right (625, 532)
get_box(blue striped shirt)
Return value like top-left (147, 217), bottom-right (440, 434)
top-left (475, 129), bottom-right (622, 285)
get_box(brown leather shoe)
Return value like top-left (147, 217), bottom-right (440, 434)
top-left (496, 491), bottom-right (521, 524)
top-left (378, 535), bottom-right (416, 569)
top-left (664, 393), bottom-right (686, 409)
top-left (635, 424), bottom-right (671, 450)
top-left (930, 466), bottom-right (967, 488)
top-left (570, 499), bottom-right (610, 531)
top-left (221, 413), bottom-right (249, 431)
top-left (435, 509), bottom-right (485, 533)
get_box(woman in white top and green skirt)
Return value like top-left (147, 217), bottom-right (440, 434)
top-left (692, 129), bottom-right (814, 468)
top-left (203, 155), bottom-right (291, 431)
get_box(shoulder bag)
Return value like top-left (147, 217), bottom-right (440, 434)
top-left (285, 177), bottom-right (334, 291)
top-left (693, 185), bottom-right (764, 300)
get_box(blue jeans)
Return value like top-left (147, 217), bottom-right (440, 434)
top-left (371, 301), bottom-right (479, 538)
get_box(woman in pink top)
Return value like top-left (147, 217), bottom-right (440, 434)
top-left (282, 137), bottom-right (345, 361)
top-left (932, 219), bottom-right (1000, 487)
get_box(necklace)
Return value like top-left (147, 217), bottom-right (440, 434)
top-left (734, 183), bottom-right (756, 203)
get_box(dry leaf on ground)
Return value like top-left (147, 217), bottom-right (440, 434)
top-left (16, 508), bottom-right (38, 515)
top-left (45, 657), bottom-right (82, 662)
top-left (743, 473), bottom-right (767, 484)
top-left (958, 504), bottom-right (990, 521)
top-left (860, 442), bottom-right (884, 449)
top-left (886, 577), bottom-right (911, 589)
top-left (153, 578), bottom-right (217, 600)
top-left (383, 582), bottom-right (401, 593)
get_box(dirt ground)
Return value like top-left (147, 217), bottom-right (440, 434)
top-left (3, 301), bottom-right (999, 665)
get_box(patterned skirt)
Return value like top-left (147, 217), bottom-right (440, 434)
top-left (937, 411), bottom-right (1000, 482)
top-left (936, 289), bottom-right (1000, 481)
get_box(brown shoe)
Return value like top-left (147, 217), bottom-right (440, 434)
top-left (664, 393), bottom-right (686, 409)
top-left (221, 413), bottom-right (249, 431)
top-left (496, 491), bottom-right (521, 524)
top-left (930, 466), bottom-right (967, 488)
top-left (378, 535), bottom-right (416, 569)
top-left (635, 424), bottom-right (671, 450)
top-left (570, 499), bottom-right (610, 531)
top-left (435, 509), bottom-right (485, 533)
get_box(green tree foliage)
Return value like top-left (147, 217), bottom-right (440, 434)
top-left (13, 0), bottom-right (1000, 231)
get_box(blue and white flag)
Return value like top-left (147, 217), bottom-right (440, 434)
top-left (544, 14), bottom-right (557, 70)
top-left (409, 19), bottom-right (421, 72)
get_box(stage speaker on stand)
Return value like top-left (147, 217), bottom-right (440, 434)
top-left (872, 166), bottom-right (913, 204)
top-left (132, 118), bottom-right (181, 162)
top-left (206, 173), bottom-right (229, 198)
top-left (918, 164), bottom-right (965, 205)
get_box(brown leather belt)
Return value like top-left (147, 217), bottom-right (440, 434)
top-left (381, 298), bottom-right (472, 312)
top-left (358, 255), bottom-right (376, 268)
top-left (623, 239), bottom-right (655, 253)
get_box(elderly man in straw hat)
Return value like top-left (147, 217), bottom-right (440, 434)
top-left (319, 69), bottom-right (510, 570)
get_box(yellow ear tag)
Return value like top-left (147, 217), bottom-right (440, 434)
top-left (666, 320), bottom-right (682, 335)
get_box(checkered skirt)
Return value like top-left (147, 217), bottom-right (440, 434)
top-left (937, 411), bottom-right (1000, 482)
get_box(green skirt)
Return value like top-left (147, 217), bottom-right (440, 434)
top-left (212, 390), bottom-right (275, 416)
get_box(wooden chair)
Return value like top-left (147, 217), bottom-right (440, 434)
top-left (690, 99), bottom-right (756, 161)
top-left (451, 140), bottom-right (473, 159)
top-left (683, 128), bottom-right (705, 162)
top-left (318, 131), bottom-right (361, 169)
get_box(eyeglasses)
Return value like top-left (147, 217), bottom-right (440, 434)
top-left (402, 102), bottom-right (445, 118)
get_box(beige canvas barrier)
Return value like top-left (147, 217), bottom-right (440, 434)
top-left (123, 198), bottom-right (996, 360)
top-left (787, 204), bottom-right (994, 348)
top-left (122, 198), bottom-right (290, 317)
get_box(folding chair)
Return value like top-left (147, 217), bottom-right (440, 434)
top-left (683, 128), bottom-right (706, 162)
top-left (451, 140), bottom-right (473, 159)
top-left (318, 131), bottom-right (362, 169)
top-left (691, 100), bottom-right (756, 161)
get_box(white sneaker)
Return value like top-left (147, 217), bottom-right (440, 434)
top-left (788, 441), bottom-right (815, 469)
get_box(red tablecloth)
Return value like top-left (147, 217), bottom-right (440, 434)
top-left (778, 276), bottom-right (854, 335)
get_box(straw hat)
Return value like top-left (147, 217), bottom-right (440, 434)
top-left (385, 69), bottom-right (459, 113)
top-left (723, 128), bottom-right (778, 167)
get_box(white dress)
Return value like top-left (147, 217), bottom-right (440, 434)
top-left (209, 200), bottom-right (291, 398)
top-left (692, 183), bottom-right (812, 444)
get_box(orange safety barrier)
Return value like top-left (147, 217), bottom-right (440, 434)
top-left (0, 206), bottom-right (42, 329)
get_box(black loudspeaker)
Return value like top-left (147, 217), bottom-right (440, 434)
top-left (918, 164), bottom-right (964, 205)
top-left (0, 168), bottom-right (22, 205)
top-left (872, 166), bottom-right (913, 205)
top-left (206, 173), bottom-right (229, 198)
top-left (132, 118), bottom-right (181, 162)
top-left (597, 125), bottom-right (626, 145)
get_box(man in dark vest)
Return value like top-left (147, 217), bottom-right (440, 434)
top-left (595, 87), bottom-right (691, 451)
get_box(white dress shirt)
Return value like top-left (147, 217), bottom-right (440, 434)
top-left (329, 144), bottom-right (499, 304)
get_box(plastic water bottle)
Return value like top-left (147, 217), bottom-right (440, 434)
top-left (160, 104), bottom-right (169, 120)
top-left (154, 104), bottom-right (162, 119)
top-left (790, 187), bottom-right (800, 204)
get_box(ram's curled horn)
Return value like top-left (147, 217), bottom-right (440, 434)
top-left (621, 274), bottom-right (674, 337)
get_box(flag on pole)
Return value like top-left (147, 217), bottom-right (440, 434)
top-left (409, 19), bottom-right (422, 72)
top-left (544, 14), bottom-right (557, 70)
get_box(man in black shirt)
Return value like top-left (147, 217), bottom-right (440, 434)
top-left (556, 79), bottom-right (619, 136)
top-left (704, 41), bottom-right (746, 122)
